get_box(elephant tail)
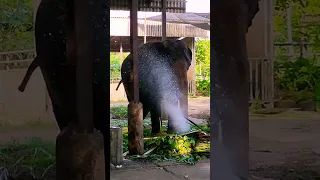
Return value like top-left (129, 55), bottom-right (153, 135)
top-left (18, 56), bottom-right (40, 92)
top-left (115, 79), bottom-right (123, 91)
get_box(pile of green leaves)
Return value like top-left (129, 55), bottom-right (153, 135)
top-left (111, 118), bottom-right (210, 164)
top-left (144, 134), bottom-right (207, 164)
top-left (149, 135), bottom-right (195, 156)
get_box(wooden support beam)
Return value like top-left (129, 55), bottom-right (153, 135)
top-left (130, 0), bottom-right (139, 103)
top-left (128, 0), bottom-right (144, 156)
top-left (162, 0), bottom-right (167, 41)
top-left (74, 0), bottom-right (94, 131)
top-left (210, 1), bottom-right (249, 179)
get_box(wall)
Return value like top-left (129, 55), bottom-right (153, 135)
top-left (0, 69), bottom-right (47, 122)
top-left (110, 79), bottom-right (127, 102)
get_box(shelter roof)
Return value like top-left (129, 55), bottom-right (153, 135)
top-left (110, 17), bottom-right (209, 37)
top-left (110, 0), bottom-right (186, 13)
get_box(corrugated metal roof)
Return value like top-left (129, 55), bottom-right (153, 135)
top-left (110, 0), bottom-right (186, 13)
top-left (145, 12), bottom-right (210, 30)
top-left (110, 17), bottom-right (208, 37)
top-left (147, 12), bottom-right (210, 23)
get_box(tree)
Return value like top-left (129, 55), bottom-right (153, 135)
top-left (195, 39), bottom-right (210, 79)
top-left (0, 0), bottom-right (34, 51)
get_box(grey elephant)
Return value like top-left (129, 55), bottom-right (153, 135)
top-left (117, 39), bottom-right (192, 134)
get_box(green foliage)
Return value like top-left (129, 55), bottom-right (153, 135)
top-left (110, 105), bottom-right (127, 119)
top-left (145, 135), bottom-right (205, 164)
top-left (195, 39), bottom-right (210, 96)
top-left (196, 79), bottom-right (210, 96)
top-left (274, 0), bottom-right (320, 53)
top-left (275, 57), bottom-right (320, 92)
top-left (152, 135), bottom-right (195, 156)
top-left (195, 39), bottom-right (210, 77)
top-left (278, 90), bottom-right (315, 102)
top-left (0, 0), bottom-right (34, 51)
top-left (110, 53), bottom-right (121, 78)
top-left (0, 138), bottom-right (55, 179)
top-left (274, 0), bottom-right (320, 99)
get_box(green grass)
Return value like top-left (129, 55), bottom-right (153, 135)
top-left (0, 138), bottom-right (55, 179)
top-left (110, 105), bottom-right (128, 119)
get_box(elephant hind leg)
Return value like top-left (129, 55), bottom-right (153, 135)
top-left (150, 105), bottom-right (162, 135)
top-left (143, 104), bottom-right (150, 120)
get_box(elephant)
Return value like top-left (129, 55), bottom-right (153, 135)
top-left (18, 0), bottom-right (109, 168)
top-left (117, 39), bottom-right (192, 134)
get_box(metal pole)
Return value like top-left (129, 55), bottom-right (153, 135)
top-left (286, 2), bottom-right (294, 61)
top-left (120, 37), bottom-right (123, 61)
top-left (130, 0), bottom-right (139, 103)
top-left (74, 0), bottom-right (94, 131)
top-left (144, 11), bottom-right (147, 43)
top-left (267, 0), bottom-right (274, 108)
top-left (162, 0), bottom-right (166, 41)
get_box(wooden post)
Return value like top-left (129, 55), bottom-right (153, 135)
top-left (128, 0), bottom-right (144, 155)
top-left (110, 127), bottom-right (123, 165)
top-left (130, 0), bottom-right (139, 103)
top-left (128, 102), bottom-right (144, 155)
top-left (211, 1), bottom-right (249, 179)
top-left (56, 0), bottom-right (105, 179)
top-left (162, 0), bottom-right (166, 41)
top-left (74, 0), bottom-right (93, 132)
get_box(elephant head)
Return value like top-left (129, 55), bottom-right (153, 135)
top-left (162, 39), bottom-right (192, 70)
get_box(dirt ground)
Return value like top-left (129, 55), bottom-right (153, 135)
top-left (1, 97), bottom-right (320, 179)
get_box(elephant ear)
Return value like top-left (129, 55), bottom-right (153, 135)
top-left (162, 40), bottom-right (192, 70)
top-left (173, 40), bottom-right (192, 70)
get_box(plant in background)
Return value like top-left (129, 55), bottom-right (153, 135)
top-left (195, 39), bottom-right (210, 96)
top-left (275, 57), bottom-right (320, 92)
top-left (196, 78), bottom-right (210, 96)
top-left (195, 39), bottom-right (210, 78)
top-left (110, 52), bottom-right (121, 78)
top-left (0, 0), bottom-right (34, 51)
